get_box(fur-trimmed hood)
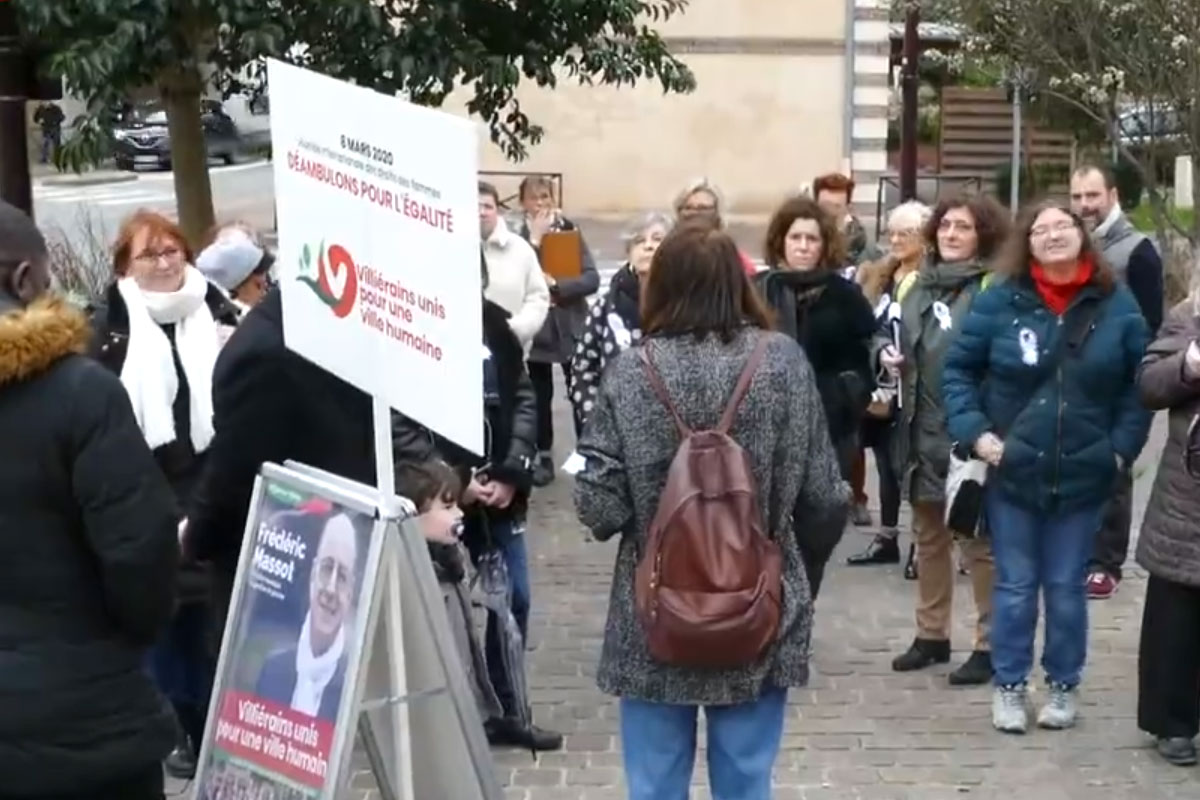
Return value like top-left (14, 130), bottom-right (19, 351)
top-left (0, 297), bottom-right (90, 386)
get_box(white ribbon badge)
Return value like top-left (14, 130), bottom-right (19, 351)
top-left (1019, 327), bottom-right (1039, 366)
top-left (932, 301), bottom-right (952, 331)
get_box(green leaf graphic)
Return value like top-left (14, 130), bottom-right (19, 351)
top-left (298, 276), bottom-right (337, 307)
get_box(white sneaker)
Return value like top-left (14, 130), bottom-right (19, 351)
top-left (1037, 684), bottom-right (1078, 730)
top-left (992, 685), bottom-right (1028, 734)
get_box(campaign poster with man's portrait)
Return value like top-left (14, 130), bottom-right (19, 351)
top-left (199, 478), bottom-right (375, 798)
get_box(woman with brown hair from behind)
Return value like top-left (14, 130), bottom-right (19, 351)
top-left (574, 218), bottom-right (848, 799)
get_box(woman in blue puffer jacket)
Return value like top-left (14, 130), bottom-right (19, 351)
top-left (941, 200), bottom-right (1151, 737)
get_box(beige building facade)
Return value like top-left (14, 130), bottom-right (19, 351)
top-left (462, 0), bottom-right (891, 219)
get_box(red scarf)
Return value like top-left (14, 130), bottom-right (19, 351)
top-left (1030, 256), bottom-right (1093, 315)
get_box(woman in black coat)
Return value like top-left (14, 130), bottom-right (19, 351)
top-left (0, 204), bottom-right (178, 799)
top-left (754, 195), bottom-right (875, 594)
top-left (755, 195), bottom-right (877, 476)
top-left (89, 211), bottom-right (238, 778)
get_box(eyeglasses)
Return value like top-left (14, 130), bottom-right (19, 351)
top-left (939, 219), bottom-right (975, 233)
top-left (133, 246), bottom-right (184, 267)
top-left (1029, 221), bottom-right (1078, 239)
top-left (315, 556), bottom-right (352, 592)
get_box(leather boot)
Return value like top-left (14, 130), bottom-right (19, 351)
top-left (485, 717), bottom-right (564, 752)
top-left (891, 638), bottom-right (950, 672)
top-left (948, 650), bottom-right (993, 686)
top-left (846, 533), bottom-right (900, 566)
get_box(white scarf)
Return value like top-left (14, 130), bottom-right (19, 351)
top-left (1093, 203), bottom-right (1124, 239)
top-left (291, 612), bottom-right (345, 716)
top-left (116, 268), bottom-right (219, 452)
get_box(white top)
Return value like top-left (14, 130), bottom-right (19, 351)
top-left (482, 219), bottom-right (550, 348)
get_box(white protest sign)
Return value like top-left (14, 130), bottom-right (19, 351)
top-left (268, 59), bottom-right (483, 454)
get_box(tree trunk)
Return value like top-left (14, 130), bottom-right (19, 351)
top-left (160, 70), bottom-right (215, 249)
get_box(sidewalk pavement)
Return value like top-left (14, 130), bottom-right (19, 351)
top-left (30, 160), bottom-right (137, 187)
top-left (325, 398), bottom-right (1199, 799)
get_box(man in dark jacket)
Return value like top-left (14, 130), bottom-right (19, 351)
top-left (1070, 164), bottom-right (1165, 599)
top-left (187, 287), bottom-right (379, 617)
top-left (0, 201), bottom-right (179, 799)
top-left (391, 258), bottom-right (562, 751)
top-left (188, 279), bottom-right (562, 752)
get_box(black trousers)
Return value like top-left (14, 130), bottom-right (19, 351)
top-left (862, 419), bottom-right (902, 529)
top-left (800, 431), bottom-right (858, 600)
top-left (1138, 574), bottom-right (1200, 739)
top-left (1089, 470), bottom-right (1133, 579)
top-left (527, 361), bottom-right (577, 452)
top-left (1, 767), bottom-right (165, 800)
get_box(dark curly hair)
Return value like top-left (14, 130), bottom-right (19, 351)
top-left (763, 195), bottom-right (846, 270)
top-left (923, 194), bottom-right (1010, 262)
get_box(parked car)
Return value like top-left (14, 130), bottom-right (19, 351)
top-left (112, 100), bottom-right (244, 170)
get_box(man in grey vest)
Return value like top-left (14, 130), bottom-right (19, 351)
top-left (1070, 163), bottom-right (1164, 600)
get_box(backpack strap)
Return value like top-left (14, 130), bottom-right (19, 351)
top-left (640, 343), bottom-right (691, 437)
top-left (717, 336), bottom-right (771, 434)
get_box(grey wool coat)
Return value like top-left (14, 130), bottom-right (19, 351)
top-left (573, 329), bottom-right (851, 706)
top-left (1136, 301), bottom-right (1200, 588)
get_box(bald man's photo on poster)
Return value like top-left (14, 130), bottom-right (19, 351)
top-left (200, 481), bottom-right (374, 797)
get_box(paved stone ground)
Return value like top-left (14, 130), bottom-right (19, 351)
top-left (337, 391), bottom-right (1197, 799)
top-left (177, 392), bottom-right (1198, 799)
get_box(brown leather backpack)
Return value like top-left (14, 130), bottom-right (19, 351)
top-left (634, 337), bottom-right (783, 669)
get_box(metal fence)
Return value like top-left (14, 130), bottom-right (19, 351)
top-left (478, 170), bottom-right (565, 210)
top-left (873, 173), bottom-right (986, 238)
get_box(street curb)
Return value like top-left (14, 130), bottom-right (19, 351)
top-left (40, 171), bottom-right (138, 188)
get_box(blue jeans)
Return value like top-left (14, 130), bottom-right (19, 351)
top-left (145, 601), bottom-right (215, 748)
top-left (620, 688), bottom-right (787, 800)
top-left (483, 519), bottom-right (531, 718)
top-left (986, 487), bottom-right (1104, 688)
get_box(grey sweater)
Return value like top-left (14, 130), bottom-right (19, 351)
top-left (1136, 301), bottom-right (1200, 588)
top-left (574, 329), bottom-right (850, 705)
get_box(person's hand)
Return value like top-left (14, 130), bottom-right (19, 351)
top-left (974, 432), bottom-right (1005, 467)
top-left (463, 477), bottom-right (491, 505)
top-left (1185, 340), bottom-right (1200, 380)
top-left (482, 480), bottom-right (516, 509)
top-left (528, 209), bottom-right (556, 243)
top-left (417, 506), bottom-right (462, 545)
top-left (880, 344), bottom-right (905, 375)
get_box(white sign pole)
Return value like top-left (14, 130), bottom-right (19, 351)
top-left (267, 57), bottom-right (483, 799)
top-left (371, 397), bottom-right (414, 800)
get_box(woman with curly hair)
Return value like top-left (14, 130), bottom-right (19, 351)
top-left (881, 194), bottom-right (1009, 687)
top-left (754, 194), bottom-right (875, 595)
